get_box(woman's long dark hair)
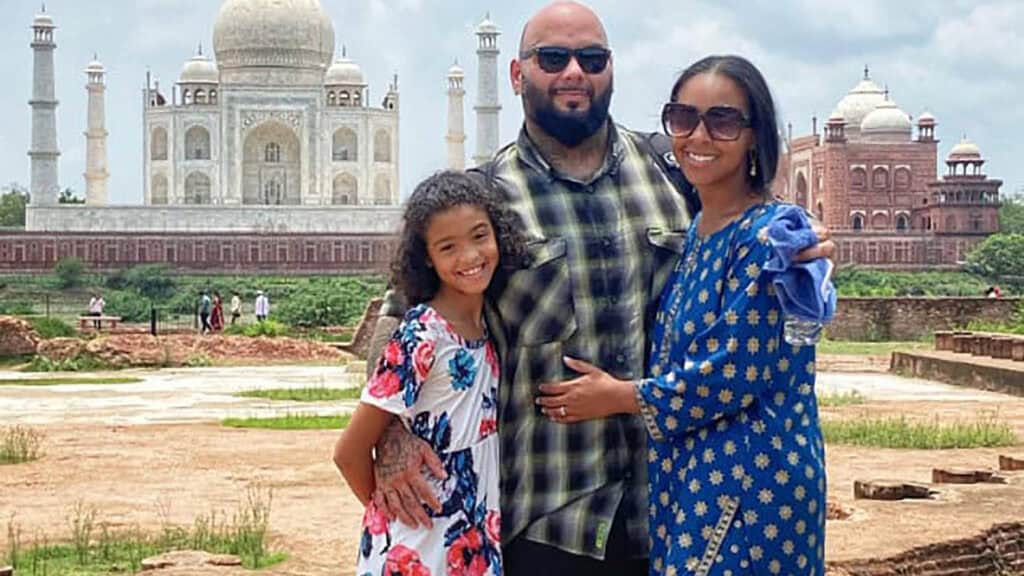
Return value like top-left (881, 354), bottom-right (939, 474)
top-left (390, 170), bottom-right (527, 305)
top-left (669, 55), bottom-right (780, 194)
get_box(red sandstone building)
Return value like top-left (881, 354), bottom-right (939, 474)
top-left (781, 68), bottom-right (1002, 269)
top-left (0, 232), bottom-right (396, 275)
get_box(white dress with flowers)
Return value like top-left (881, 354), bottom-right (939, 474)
top-left (356, 303), bottom-right (503, 576)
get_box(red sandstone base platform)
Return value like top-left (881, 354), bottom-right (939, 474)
top-left (891, 350), bottom-right (1024, 396)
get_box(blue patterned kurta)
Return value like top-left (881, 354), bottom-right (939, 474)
top-left (635, 203), bottom-right (826, 576)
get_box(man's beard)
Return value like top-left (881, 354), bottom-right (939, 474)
top-left (523, 77), bottom-right (613, 148)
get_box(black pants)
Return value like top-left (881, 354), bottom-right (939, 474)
top-left (503, 507), bottom-right (648, 576)
top-left (200, 313), bottom-right (211, 333)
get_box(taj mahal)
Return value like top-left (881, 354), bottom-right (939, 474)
top-left (22, 0), bottom-right (502, 243)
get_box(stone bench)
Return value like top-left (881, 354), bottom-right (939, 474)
top-left (78, 315), bottom-right (122, 331)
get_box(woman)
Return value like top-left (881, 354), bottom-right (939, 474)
top-left (210, 291), bottom-right (225, 332)
top-left (536, 55), bottom-right (826, 575)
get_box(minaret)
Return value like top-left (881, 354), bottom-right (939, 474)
top-left (472, 14), bottom-right (501, 166)
top-left (446, 61), bottom-right (466, 170)
top-left (84, 55), bottom-right (109, 205)
top-left (29, 5), bottom-right (60, 206)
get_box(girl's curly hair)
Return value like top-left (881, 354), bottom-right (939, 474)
top-left (390, 170), bottom-right (527, 305)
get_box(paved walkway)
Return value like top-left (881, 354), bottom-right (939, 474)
top-left (0, 365), bottom-right (363, 425)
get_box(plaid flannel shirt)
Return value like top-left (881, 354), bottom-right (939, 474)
top-left (475, 123), bottom-right (692, 559)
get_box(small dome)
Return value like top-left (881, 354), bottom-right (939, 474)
top-left (33, 12), bottom-right (55, 28)
top-left (447, 61), bottom-right (464, 77)
top-left (85, 58), bottom-right (105, 74)
top-left (827, 108), bottom-right (845, 123)
top-left (860, 99), bottom-right (912, 136)
top-left (917, 111), bottom-right (936, 125)
top-left (948, 136), bottom-right (982, 160)
top-left (477, 14), bottom-right (499, 34)
top-left (325, 56), bottom-right (365, 86)
top-left (180, 50), bottom-right (219, 84)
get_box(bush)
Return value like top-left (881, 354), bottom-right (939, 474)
top-left (833, 269), bottom-right (991, 297)
top-left (53, 257), bottom-right (87, 289)
top-left (29, 317), bottom-right (76, 339)
top-left (243, 320), bottom-right (290, 338)
top-left (103, 290), bottom-right (152, 323)
top-left (0, 300), bottom-right (34, 315)
top-left (965, 234), bottom-right (1024, 288)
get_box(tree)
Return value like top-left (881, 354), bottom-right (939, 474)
top-left (58, 187), bottom-right (85, 204)
top-left (966, 233), bottom-right (1024, 283)
top-left (0, 182), bottom-right (29, 227)
top-left (999, 196), bottom-right (1024, 235)
top-left (53, 257), bottom-right (87, 289)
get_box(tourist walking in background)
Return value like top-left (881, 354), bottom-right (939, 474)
top-left (254, 290), bottom-right (270, 322)
top-left (334, 171), bottom-right (526, 576)
top-left (198, 290), bottom-right (213, 334)
top-left (210, 291), bottom-right (225, 332)
top-left (230, 292), bottom-right (242, 325)
top-left (87, 292), bottom-right (105, 329)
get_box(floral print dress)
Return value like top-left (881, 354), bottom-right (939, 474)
top-left (357, 304), bottom-right (503, 576)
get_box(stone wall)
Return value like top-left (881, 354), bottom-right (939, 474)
top-left (829, 297), bottom-right (1021, 341)
top-left (829, 521), bottom-right (1024, 576)
top-left (0, 231), bottom-right (396, 274)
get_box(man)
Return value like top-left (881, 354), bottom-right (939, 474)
top-left (88, 292), bottom-right (105, 330)
top-left (369, 3), bottom-right (833, 574)
top-left (230, 291), bottom-right (242, 325)
top-left (198, 290), bottom-right (212, 334)
top-left (254, 290), bottom-right (270, 322)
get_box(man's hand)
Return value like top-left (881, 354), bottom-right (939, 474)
top-left (372, 418), bottom-right (447, 528)
top-left (795, 222), bottom-right (835, 267)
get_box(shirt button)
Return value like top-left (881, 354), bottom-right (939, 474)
top-left (616, 353), bottom-right (627, 365)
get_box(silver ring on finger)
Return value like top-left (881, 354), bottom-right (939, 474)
top-left (560, 405), bottom-right (567, 418)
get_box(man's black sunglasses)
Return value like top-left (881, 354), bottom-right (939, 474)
top-left (661, 103), bottom-right (751, 141)
top-left (520, 46), bottom-right (611, 75)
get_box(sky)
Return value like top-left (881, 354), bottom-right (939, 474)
top-left (1, 0), bottom-right (1022, 204)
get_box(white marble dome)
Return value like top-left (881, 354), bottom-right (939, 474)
top-left (835, 75), bottom-right (886, 132)
top-left (180, 51), bottom-right (219, 84)
top-left (325, 56), bottom-right (365, 86)
top-left (213, 0), bottom-right (335, 74)
top-left (448, 61), bottom-right (464, 77)
top-left (860, 98), bottom-right (912, 139)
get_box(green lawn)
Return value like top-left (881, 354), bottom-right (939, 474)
top-left (0, 376), bottom-right (143, 386)
top-left (817, 340), bottom-right (932, 356)
top-left (236, 387), bottom-right (361, 402)
top-left (221, 413), bottom-right (352, 430)
top-left (822, 415), bottom-right (1017, 449)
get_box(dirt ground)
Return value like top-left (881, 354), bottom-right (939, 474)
top-left (2, 357), bottom-right (1024, 575)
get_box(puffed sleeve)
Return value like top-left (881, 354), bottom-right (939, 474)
top-left (360, 307), bottom-right (437, 418)
top-left (636, 219), bottom-right (784, 441)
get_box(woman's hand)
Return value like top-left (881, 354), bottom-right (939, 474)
top-left (535, 357), bottom-right (639, 424)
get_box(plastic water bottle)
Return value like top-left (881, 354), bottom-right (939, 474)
top-left (784, 315), bottom-right (824, 346)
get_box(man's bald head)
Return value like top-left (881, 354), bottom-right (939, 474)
top-left (518, 1), bottom-right (608, 55)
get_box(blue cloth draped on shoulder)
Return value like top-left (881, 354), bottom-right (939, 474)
top-left (764, 204), bottom-right (837, 323)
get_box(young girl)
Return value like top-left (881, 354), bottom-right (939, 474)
top-left (334, 170), bottom-right (525, 576)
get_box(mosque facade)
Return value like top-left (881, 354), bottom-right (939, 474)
top-left (780, 68), bottom-right (1002, 268)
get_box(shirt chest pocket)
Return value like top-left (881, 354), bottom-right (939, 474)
top-left (497, 237), bottom-right (578, 346)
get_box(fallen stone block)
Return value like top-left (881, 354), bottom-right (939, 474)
top-left (932, 468), bottom-right (1007, 484)
top-left (853, 480), bottom-right (936, 501)
top-left (999, 455), bottom-right (1024, 471)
